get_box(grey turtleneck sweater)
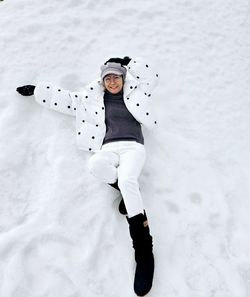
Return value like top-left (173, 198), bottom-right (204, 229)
top-left (102, 90), bottom-right (144, 145)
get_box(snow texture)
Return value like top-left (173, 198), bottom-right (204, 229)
top-left (0, 0), bottom-right (250, 296)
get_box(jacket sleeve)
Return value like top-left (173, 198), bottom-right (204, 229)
top-left (33, 81), bottom-right (82, 117)
top-left (126, 57), bottom-right (160, 94)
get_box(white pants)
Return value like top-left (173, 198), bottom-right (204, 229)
top-left (87, 141), bottom-right (146, 217)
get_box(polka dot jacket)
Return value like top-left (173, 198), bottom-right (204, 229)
top-left (34, 57), bottom-right (160, 152)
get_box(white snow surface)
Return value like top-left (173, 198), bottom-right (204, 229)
top-left (0, 0), bottom-right (250, 296)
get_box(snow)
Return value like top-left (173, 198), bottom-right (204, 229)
top-left (0, 0), bottom-right (250, 296)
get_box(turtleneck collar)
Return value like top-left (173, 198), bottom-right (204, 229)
top-left (104, 89), bottom-right (124, 100)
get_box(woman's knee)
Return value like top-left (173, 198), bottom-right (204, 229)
top-left (88, 152), bottom-right (119, 183)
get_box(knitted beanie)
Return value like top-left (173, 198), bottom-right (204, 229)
top-left (100, 62), bottom-right (127, 80)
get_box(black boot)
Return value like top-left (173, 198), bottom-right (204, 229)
top-left (127, 213), bottom-right (154, 296)
top-left (109, 180), bottom-right (119, 191)
top-left (118, 198), bottom-right (127, 215)
top-left (109, 181), bottom-right (128, 215)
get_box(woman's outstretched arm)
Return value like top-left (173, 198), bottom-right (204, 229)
top-left (16, 82), bottom-right (81, 117)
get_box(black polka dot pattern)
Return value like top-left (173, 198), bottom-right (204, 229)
top-left (39, 58), bottom-right (159, 152)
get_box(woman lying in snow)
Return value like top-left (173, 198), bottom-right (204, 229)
top-left (16, 56), bottom-right (159, 297)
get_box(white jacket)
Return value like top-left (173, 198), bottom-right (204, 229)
top-left (34, 57), bottom-right (159, 152)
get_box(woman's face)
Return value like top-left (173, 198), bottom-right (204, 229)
top-left (103, 74), bottom-right (123, 94)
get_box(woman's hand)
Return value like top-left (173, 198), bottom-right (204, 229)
top-left (16, 85), bottom-right (36, 96)
top-left (105, 56), bottom-right (131, 66)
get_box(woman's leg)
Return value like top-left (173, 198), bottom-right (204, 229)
top-left (88, 145), bottom-right (128, 214)
top-left (89, 142), bottom-right (154, 295)
top-left (87, 150), bottom-right (119, 184)
top-left (88, 142), bottom-right (146, 217)
top-left (115, 142), bottom-right (154, 296)
top-left (117, 142), bottom-right (146, 218)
